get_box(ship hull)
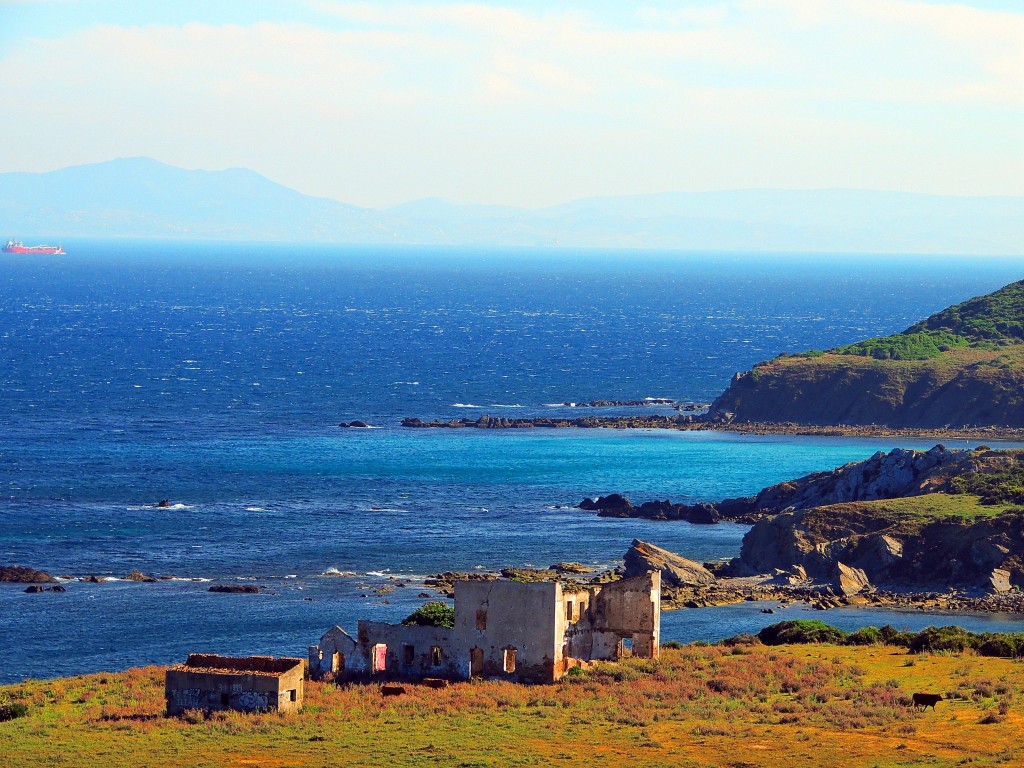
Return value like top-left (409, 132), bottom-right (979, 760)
top-left (3, 242), bottom-right (66, 255)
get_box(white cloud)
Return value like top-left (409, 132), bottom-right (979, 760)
top-left (0, 0), bottom-right (1020, 205)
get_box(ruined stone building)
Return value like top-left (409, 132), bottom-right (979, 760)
top-left (309, 572), bottom-right (660, 684)
top-left (165, 654), bottom-right (305, 715)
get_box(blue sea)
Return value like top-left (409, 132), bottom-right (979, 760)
top-left (3, 242), bottom-right (1024, 684)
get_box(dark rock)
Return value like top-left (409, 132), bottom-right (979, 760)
top-left (24, 585), bottom-right (46, 593)
top-left (48, 585), bottom-right (67, 592)
top-left (208, 584), bottom-right (262, 594)
top-left (0, 565), bottom-right (58, 584)
top-left (591, 494), bottom-right (633, 517)
top-left (348, 421), bottom-right (371, 428)
top-left (123, 569), bottom-right (157, 583)
top-left (157, 499), bottom-right (172, 508)
top-left (684, 503), bottom-right (721, 524)
top-left (80, 575), bottom-right (107, 583)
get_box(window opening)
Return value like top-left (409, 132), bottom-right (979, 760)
top-left (503, 647), bottom-right (517, 674)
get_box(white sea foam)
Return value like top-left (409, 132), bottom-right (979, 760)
top-left (126, 503), bottom-right (191, 511)
top-left (321, 568), bottom-right (356, 577)
top-left (245, 507), bottom-right (269, 512)
top-left (451, 403), bottom-right (482, 408)
top-left (489, 404), bottom-right (524, 408)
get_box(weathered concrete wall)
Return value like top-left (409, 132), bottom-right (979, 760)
top-left (454, 580), bottom-right (560, 683)
top-left (351, 621), bottom-right (457, 680)
top-left (308, 626), bottom-right (357, 679)
top-left (564, 573), bottom-right (660, 662)
top-left (165, 663), bottom-right (303, 715)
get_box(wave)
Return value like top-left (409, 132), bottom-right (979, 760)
top-left (321, 568), bottom-right (357, 577)
top-left (451, 403), bottom-right (482, 408)
top-left (489, 404), bottom-right (524, 408)
top-left (366, 570), bottom-right (428, 581)
top-left (367, 506), bottom-right (409, 513)
top-left (245, 506), bottom-right (269, 512)
top-left (126, 503), bottom-right (191, 511)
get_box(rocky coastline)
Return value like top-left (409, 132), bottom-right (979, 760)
top-left (399, 413), bottom-right (1024, 441)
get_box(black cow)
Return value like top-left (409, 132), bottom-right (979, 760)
top-left (912, 692), bottom-right (943, 710)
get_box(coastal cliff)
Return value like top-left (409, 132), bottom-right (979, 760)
top-left (731, 447), bottom-right (1024, 592)
top-left (708, 279), bottom-right (1024, 429)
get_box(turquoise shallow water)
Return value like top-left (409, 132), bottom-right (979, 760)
top-left (3, 244), bottom-right (1024, 682)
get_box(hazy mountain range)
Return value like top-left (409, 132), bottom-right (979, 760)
top-left (2, 157), bottom-right (1022, 254)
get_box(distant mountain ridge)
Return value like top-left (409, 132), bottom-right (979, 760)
top-left (2, 157), bottom-right (1022, 253)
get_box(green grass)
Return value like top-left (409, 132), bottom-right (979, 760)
top-left (3, 645), bottom-right (1024, 767)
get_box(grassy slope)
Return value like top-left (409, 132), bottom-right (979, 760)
top-left (2, 645), bottom-right (1022, 768)
top-left (808, 494), bottom-right (1017, 533)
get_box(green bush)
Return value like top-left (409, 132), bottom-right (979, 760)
top-left (757, 620), bottom-right (848, 646)
top-left (845, 626), bottom-right (883, 646)
top-left (401, 601), bottom-right (455, 629)
top-left (978, 633), bottom-right (1024, 658)
top-left (949, 463), bottom-right (1024, 505)
top-left (0, 703), bottom-right (29, 722)
top-left (908, 626), bottom-right (982, 654)
top-left (833, 330), bottom-right (969, 360)
top-left (906, 279), bottom-right (1024, 342)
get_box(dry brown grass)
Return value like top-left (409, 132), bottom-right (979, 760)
top-left (1, 643), bottom-right (1022, 767)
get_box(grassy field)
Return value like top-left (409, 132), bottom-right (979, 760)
top-left (816, 494), bottom-right (1018, 528)
top-left (2, 643), bottom-right (1022, 768)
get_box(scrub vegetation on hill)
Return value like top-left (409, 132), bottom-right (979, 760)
top-left (2, 642), bottom-right (1023, 768)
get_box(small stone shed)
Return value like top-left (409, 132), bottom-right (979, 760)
top-left (309, 572), bottom-right (660, 684)
top-left (165, 654), bottom-right (305, 715)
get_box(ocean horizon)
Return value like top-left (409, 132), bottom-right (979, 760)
top-left (3, 242), bottom-right (1024, 683)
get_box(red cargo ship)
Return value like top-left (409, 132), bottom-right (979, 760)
top-left (4, 239), bottom-right (66, 255)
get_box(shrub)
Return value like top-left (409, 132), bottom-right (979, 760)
top-left (719, 633), bottom-right (759, 647)
top-left (845, 627), bottom-right (883, 646)
top-left (401, 601), bottom-right (455, 629)
top-left (908, 626), bottom-right (982, 655)
top-left (833, 330), bottom-right (969, 360)
top-left (757, 620), bottom-right (847, 646)
top-left (877, 625), bottom-right (915, 648)
top-left (661, 641), bottom-right (684, 650)
top-left (0, 703), bottom-right (29, 722)
top-left (979, 634), bottom-right (1024, 658)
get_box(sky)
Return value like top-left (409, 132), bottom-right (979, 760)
top-left (0, 0), bottom-right (1022, 208)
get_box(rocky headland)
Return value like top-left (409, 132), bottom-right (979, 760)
top-left (706, 278), bottom-right (1024, 430)
top-left (569, 447), bottom-right (1024, 613)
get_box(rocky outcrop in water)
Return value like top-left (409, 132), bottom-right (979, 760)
top-left (623, 540), bottom-right (715, 587)
top-left (578, 495), bottom-right (721, 523)
top-left (0, 566), bottom-right (58, 583)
